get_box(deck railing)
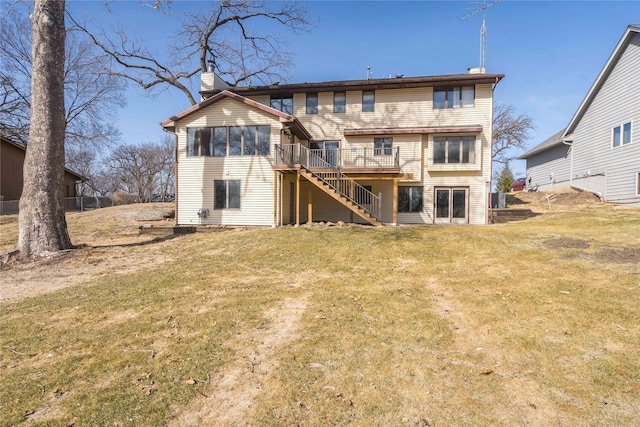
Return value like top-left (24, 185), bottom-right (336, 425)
top-left (275, 144), bottom-right (399, 169)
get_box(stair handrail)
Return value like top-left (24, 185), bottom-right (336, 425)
top-left (298, 145), bottom-right (381, 220)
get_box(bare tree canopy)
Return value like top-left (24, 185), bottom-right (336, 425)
top-left (18, 0), bottom-right (72, 259)
top-left (107, 137), bottom-right (175, 203)
top-left (71, 0), bottom-right (312, 106)
top-left (0, 3), bottom-right (126, 152)
top-left (492, 103), bottom-right (534, 165)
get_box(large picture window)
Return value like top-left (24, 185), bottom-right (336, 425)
top-left (187, 126), bottom-right (271, 157)
top-left (433, 86), bottom-right (475, 109)
top-left (214, 180), bottom-right (241, 210)
top-left (398, 186), bottom-right (423, 213)
top-left (613, 121), bottom-right (632, 148)
top-left (433, 136), bottom-right (476, 164)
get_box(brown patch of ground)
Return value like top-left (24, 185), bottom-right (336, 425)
top-left (506, 190), bottom-right (603, 212)
top-left (593, 247), bottom-right (640, 264)
top-left (544, 238), bottom-right (591, 250)
top-left (0, 203), bottom-right (193, 303)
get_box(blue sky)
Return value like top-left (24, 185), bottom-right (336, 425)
top-left (69, 0), bottom-right (640, 176)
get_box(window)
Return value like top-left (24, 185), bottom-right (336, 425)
top-left (270, 95), bottom-right (293, 115)
top-left (613, 121), bottom-right (632, 147)
top-left (187, 126), bottom-right (271, 157)
top-left (362, 90), bottom-right (375, 112)
top-left (374, 137), bottom-right (393, 155)
top-left (306, 93), bottom-right (318, 114)
top-left (433, 86), bottom-right (475, 109)
top-left (433, 136), bottom-right (476, 164)
top-left (214, 180), bottom-right (241, 210)
top-left (334, 92), bottom-right (346, 113)
top-left (398, 187), bottom-right (423, 213)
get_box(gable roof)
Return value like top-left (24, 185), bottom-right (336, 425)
top-left (0, 135), bottom-right (87, 181)
top-left (161, 90), bottom-right (312, 140)
top-left (518, 129), bottom-right (566, 159)
top-left (563, 24), bottom-right (640, 138)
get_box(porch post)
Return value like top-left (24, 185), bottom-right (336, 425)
top-left (296, 171), bottom-right (300, 226)
top-left (273, 171), bottom-right (278, 227)
top-left (392, 178), bottom-right (398, 226)
top-left (308, 185), bottom-right (313, 224)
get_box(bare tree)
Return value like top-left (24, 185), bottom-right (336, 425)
top-left (72, 1), bottom-right (311, 106)
top-left (0, 3), bottom-right (125, 151)
top-left (492, 103), bottom-right (534, 165)
top-left (107, 139), bottom-right (174, 202)
top-left (17, 0), bottom-right (72, 259)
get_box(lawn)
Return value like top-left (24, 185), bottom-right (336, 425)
top-left (1, 201), bottom-right (639, 426)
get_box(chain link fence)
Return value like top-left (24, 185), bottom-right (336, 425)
top-left (0, 196), bottom-right (114, 215)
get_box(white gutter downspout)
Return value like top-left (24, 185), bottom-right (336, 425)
top-left (562, 138), bottom-right (573, 186)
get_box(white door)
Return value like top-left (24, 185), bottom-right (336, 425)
top-left (434, 187), bottom-right (469, 224)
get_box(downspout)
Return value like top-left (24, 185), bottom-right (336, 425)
top-left (488, 76), bottom-right (501, 223)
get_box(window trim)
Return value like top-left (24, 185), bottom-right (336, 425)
top-left (362, 90), bottom-right (375, 112)
top-left (612, 121), bottom-right (632, 148)
top-left (214, 179), bottom-right (241, 210)
top-left (334, 91), bottom-right (346, 113)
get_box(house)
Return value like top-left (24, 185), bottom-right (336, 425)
top-left (161, 68), bottom-right (504, 226)
top-left (520, 25), bottom-right (640, 205)
top-left (0, 135), bottom-right (85, 202)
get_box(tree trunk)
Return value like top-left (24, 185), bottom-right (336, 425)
top-left (17, 0), bottom-right (72, 259)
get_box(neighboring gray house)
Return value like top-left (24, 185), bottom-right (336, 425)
top-left (520, 25), bottom-right (640, 205)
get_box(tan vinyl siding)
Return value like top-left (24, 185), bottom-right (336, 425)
top-left (174, 97), bottom-right (282, 226)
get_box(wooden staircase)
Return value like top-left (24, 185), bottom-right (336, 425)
top-left (299, 169), bottom-right (383, 226)
top-left (295, 145), bottom-right (383, 226)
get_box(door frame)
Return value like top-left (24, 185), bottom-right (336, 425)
top-left (434, 187), bottom-right (469, 224)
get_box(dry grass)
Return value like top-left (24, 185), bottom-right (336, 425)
top-left (1, 197), bottom-right (639, 426)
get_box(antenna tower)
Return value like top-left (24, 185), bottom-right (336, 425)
top-left (461, 0), bottom-right (501, 70)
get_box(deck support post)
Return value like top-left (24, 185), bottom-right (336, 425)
top-left (308, 185), bottom-right (313, 224)
top-left (296, 171), bottom-right (300, 226)
top-left (273, 171), bottom-right (278, 227)
top-left (392, 178), bottom-right (398, 226)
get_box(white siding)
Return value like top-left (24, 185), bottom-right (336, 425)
top-left (174, 97), bottom-right (282, 226)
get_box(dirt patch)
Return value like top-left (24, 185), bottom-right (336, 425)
top-left (168, 295), bottom-right (309, 426)
top-left (507, 190), bottom-right (603, 212)
top-left (593, 247), bottom-right (640, 264)
top-left (0, 203), bottom-right (186, 303)
top-left (544, 238), bottom-right (591, 250)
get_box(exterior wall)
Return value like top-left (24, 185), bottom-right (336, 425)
top-left (247, 83), bottom-right (494, 224)
top-left (525, 143), bottom-right (572, 192)
top-left (0, 139), bottom-right (25, 201)
top-left (173, 97), bottom-right (283, 226)
top-left (1, 138), bottom-right (79, 201)
top-left (568, 31), bottom-right (640, 204)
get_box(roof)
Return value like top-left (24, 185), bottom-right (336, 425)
top-left (161, 90), bottom-right (312, 140)
top-left (203, 73), bottom-right (505, 97)
top-left (563, 24), bottom-right (640, 138)
top-left (518, 129), bottom-right (566, 159)
top-left (1, 135), bottom-right (88, 182)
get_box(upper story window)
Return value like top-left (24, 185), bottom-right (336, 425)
top-left (433, 136), bottom-right (476, 164)
top-left (270, 95), bottom-right (293, 115)
top-left (374, 137), bottom-right (392, 155)
top-left (334, 92), bottom-right (346, 113)
top-left (187, 125), bottom-right (270, 157)
top-left (362, 90), bottom-right (375, 112)
top-left (433, 86), bottom-right (475, 109)
top-left (613, 121), bottom-right (632, 147)
top-left (306, 93), bottom-right (318, 114)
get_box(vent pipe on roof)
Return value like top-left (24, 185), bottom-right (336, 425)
top-left (206, 59), bottom-right (215, 73)
top-left (366, 66), bottom-right (372, 80)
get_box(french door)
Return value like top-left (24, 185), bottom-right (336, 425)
top-left (310, 141), bottom-right (339, 167)
top-left (434, 187), bottom-right (469, 224)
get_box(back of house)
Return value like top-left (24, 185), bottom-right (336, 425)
top-left (162, 68), bottom-right (504, 226)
